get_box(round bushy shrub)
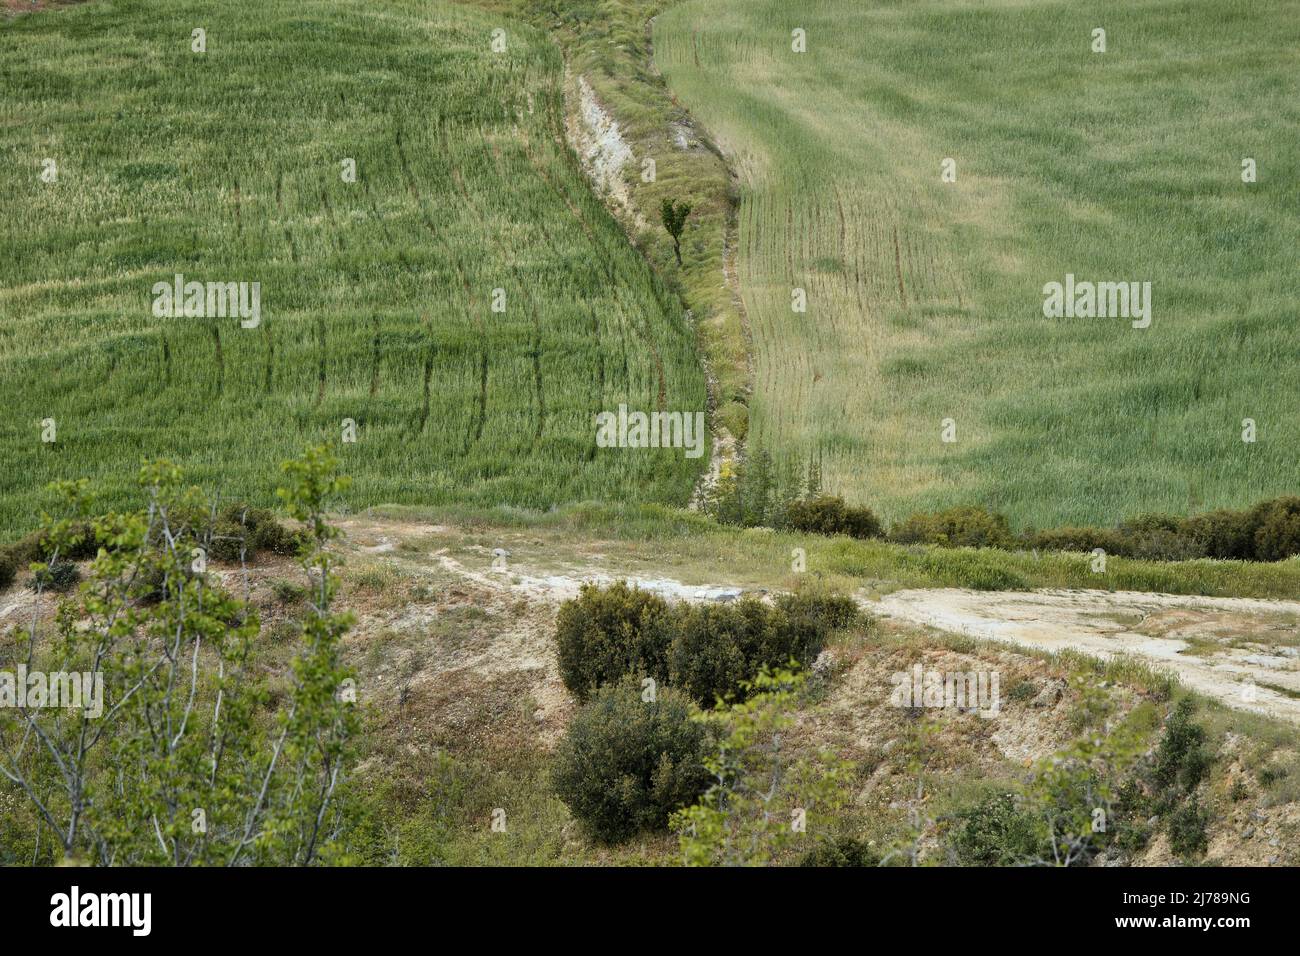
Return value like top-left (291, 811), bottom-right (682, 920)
top-left (1116, 513), bottom-right (1205, 562)
top-left (31, 561), bottom-right (80, 593)
top-left (551, 679), bottom-right (710, 843)
top-left (948, 791), bottom-right (1042, 866)
top-left (1167, 796), bottom-right (1209, 858)
top-left (1183, 508), bottom-right (1257, 560)
top-left (798, 835), bottom-right (879, 867)
top-left (1250, 497), bottom-right (1300, 562)
top-left (554, 582), bottom-right (673, 702)
top-left (38, 523), bottom-right (99, 561)
top-left (890, 506), bottom-right (1015, 550)
top-left (221, 505), bottom-right (301, 557)
top-left (776, 589), bottom-right (861, 632)
top-left (554, 586), bottom-right (850, 708)
top-left (784, 495), bottom-right (881, 539)
top-left (668, 598), bottom-right (829, 706)
top-left (1027, 526), bottom-right (1129, 557)
top-left (668, 601), bottom-right (764, 705)
top-left (206, 520), bottom-right (249, 563)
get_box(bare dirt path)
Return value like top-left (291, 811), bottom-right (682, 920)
top-left (875, 588), bottom-right (1300, 725)
top-left (402, 533), bottom-right (1300, 726)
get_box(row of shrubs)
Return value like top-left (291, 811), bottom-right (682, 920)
top-left (0, 503), bottom-right (304, 593)
top-left (709, 447), bottom-right (1300, 563)
top-left (897, 498), bottom-right (1300, 563)
top-left (550, 583), bottom-right (860, 843)
top-left (555, 581), bottom-right (859, 707)
top-left (738, 486), bottom-right (1300, 564)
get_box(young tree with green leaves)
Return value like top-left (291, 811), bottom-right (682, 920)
top-left (0, 448), bottom-right (357, 866)
top-left (661, 198), bottom-right (692, 265)
top-left (672, 667), bottom-right (851, 866)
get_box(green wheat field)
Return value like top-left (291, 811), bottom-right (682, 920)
top-left (0, 0), bottom-right (705, 537)
top-left (655, 0), bottom-right (1300, 527)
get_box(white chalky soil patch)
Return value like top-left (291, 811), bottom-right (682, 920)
top-left (875, 588), bottom-right (1300, 725)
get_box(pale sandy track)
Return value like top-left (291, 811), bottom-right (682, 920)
top-left (425, 549), bottom-right (1300, 725)
top-left (874, 588), bottom-right (1300, 725)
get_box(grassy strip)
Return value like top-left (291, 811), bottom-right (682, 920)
top-left (364, 501), bottom-right (1300, 600)
top-left (458, 0), bottom-right (751, 437)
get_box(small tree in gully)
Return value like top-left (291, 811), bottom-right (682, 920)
top-left (661, 198), bottom-right (692, 265)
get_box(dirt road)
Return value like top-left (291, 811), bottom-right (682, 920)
top-left (875, 588), bottom-right (1300, 725)
top-left (429, 548), bottom-right (1300, 725)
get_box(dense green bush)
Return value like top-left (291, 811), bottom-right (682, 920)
top-left (666, 602), bottom-right (755, 705)
top-left (891, 506), bottom-right (1015, 550)
top-left (776, 589), bottom-right (861, 632)
top-left (948, 791), bottom-right (1042, 866)
top-left (550, 679), bottom-right (711, 843)
top-left (785, 495), bottom-right (881, 539)
top-left (205, 505), bottom-right (303, 563)
top-left (1151, 697), bottom-right (1210, 799)
top-left (554, 582), bottom-right (674, 702)
top-left (555, 585), bottom-right (849, 706)
top-left (6, 523), bottom-right (99, 565)
top-left (1167, 796), bottom-right (1210, 858)
top-left (1251, 497), bottom-right (1300, 562)
top-left (1116, 513), bottom-right (1205, 562)
top-left (667, 598), bottom-right (828, 705)
top-left (222, 504), bottom-right (304, 557)
top-left (1109, 697), bottom-right (1213, 861)
top-left (798, 835), bottom-right (879, 867)
top-left (1025, 525), bottom-right (1129, 557)
top-left (705, 452), bottom-right (1300, 564)
top-left (31, 561), bottom-right (81, 593)
top-left (206, 520), bottom-right (250, 563)
top-left (1183, 508), bottom-right (1256, 560)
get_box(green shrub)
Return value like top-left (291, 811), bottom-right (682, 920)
top-left (776, 589), bottom-right (861, 632)
top-left (948, 791), bottom-right (1042, 866)
top-left (666, 602), bottom-right (754, 705)
top-left (668, 599), bottom-right (829, 705)
top-left (271, 579), bottom-right (307, 604)
top-left (1251, 497), bottom-right (1300, 562)
top-left (1167, 796), bottom-right (1209, 858)
top-left (891, 506), bottom-right (1015, 550)
top-left (207, 520), bottom-right (249, 563)
top-left (32, 561), bottom-right (80, 593)
top-left (1152, 698), bottom-right (1210, 799)
top-left (554, 582), bottom-right (673, 702)
top-left (43, 522), bottom-right (99, 561)
top-left (7, 524), bottom-right (98, 564)
top-left (784, 495), bottom-right (881, 539)
top-left (550, 678), bottom-right (710, 843)
top-left (1027, 526), bottom-right (1129, 557)
top-left (1183, 508), bottom-right (1257, 560)
top-left (798, 835), bottom-right (879, 867)
top-left (1115, 514), bottom-right (1205, 562)
top-left (1111, 778), bottom-right (1154, 852)
top-left (224, 505), bottom-right (301, 556)
top-left (214, 504), bottom-right (303, 558)
top-left (555, 584), bottom-right (838, 707)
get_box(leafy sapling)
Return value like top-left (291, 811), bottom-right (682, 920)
top-left (661, 198), bottom-right (692, 265)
